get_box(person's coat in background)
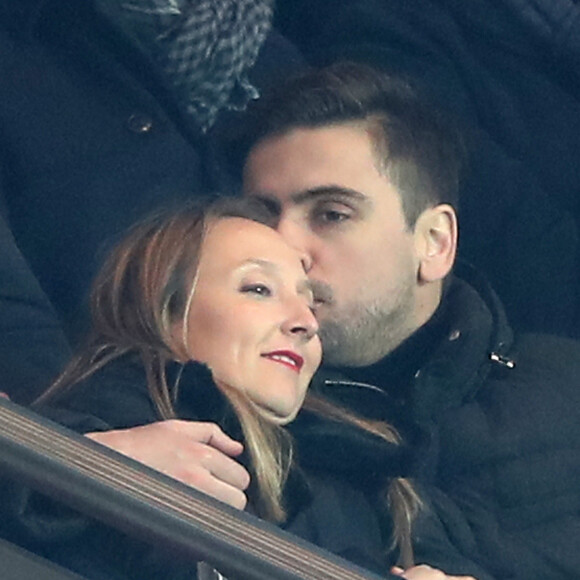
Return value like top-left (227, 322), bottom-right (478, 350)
top-left (0, 0), bottom-right (304, 403)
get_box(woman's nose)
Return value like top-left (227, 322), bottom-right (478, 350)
top-left (282, 300), bottom-right (319, 341)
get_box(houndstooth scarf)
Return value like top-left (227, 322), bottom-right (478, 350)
top-left (96, 0), bottom-right (274, 132)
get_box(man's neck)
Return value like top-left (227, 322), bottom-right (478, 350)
top-left (333, 292), bottom-right (450, 396)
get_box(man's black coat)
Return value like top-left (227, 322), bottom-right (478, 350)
top-left (311, 265), bottom-right (580, 580)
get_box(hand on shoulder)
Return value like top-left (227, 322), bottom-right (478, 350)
top-left (86, 420), bottom-right (250, 509)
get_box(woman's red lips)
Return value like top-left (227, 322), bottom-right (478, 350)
top-left (262, 350), bottom-right (304, 372)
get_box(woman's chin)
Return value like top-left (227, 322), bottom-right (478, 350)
top-left (253, 401), bottom-right (300, 425)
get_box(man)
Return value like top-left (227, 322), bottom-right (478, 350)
top-left (237, 62), bottom-right (580, 580)
top-left (274, 0), bottom-right (580, 340)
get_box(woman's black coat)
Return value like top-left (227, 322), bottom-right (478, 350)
top-left (0, 357), bottom-right (493, 580)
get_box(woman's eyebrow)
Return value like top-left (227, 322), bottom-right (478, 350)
top-left (237, 260), bottom-right (313, 299)
top-left (236, 258), bottom-right (277, 272)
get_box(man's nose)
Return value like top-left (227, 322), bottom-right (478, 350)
top-left (300, 252), bottom-right (313, 274)
top-left (276, 219), bottom-right (313, 273)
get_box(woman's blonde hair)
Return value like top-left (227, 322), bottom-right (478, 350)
top-left (39, 195), bottom-right (421, 559)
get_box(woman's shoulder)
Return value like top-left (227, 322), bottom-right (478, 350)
top-left (39, 353), bottom-right (157, 432)
top-left (38, 353), bottom-right (235, 435)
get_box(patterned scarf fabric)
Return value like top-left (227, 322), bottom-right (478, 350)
top-left (96, 0), bottom-right (274, 132)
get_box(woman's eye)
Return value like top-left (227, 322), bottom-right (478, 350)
top-left (241, 283), bottom-right (272, 297)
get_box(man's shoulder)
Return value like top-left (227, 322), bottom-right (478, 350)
top-left (499, 331), bottom-right (580, 391)
top-left (449, 330), bottom-right (580, 454)
top-left (512, 330), bottom-right (580, 352)
top-left (506, 331), bottom-right (580, 372)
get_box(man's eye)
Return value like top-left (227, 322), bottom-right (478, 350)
top-left (241, 283), bottom-right (272, 297)
top-left (314, 208), bottom-right (351, 224)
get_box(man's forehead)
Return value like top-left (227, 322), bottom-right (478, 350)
top-left (243, 124), bottom-right (392, 211)
top-left (245, 124), bottom-right (374, 172)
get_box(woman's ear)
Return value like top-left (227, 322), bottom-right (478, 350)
top-left (414, 204), bottom-right (457, 283)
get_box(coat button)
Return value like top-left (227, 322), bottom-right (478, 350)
top-left (127, 113), bottom-right (154, 133)
top-left (448, 329), bottom-right (461, 341)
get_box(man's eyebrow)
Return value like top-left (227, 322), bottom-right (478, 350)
top-left (249, 186), bottom-right (368, 211)
top-left (290, 185), bottom-right (368, 205)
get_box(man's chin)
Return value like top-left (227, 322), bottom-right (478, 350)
top-left (318, 323), bottom-right (355, 366)
top-left (319, 321), bottom-right (384, 367)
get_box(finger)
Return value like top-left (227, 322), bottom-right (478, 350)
top-left (186, 467), bottom-right (248, 510)
top-left (167, 421), bottom-right (244, 457)
top-left (200, 422), bottom-right (245, 457)
top-left (86, 422), bottom-right (250, 499)
top-left (196, 444), bottom-right (251, 491)
top-left (393, 564), bottom-right (446, 579)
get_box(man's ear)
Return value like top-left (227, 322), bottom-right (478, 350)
top-left (414, 204), bottom-right (457, 283)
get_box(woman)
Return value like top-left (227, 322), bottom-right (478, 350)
top-left (35, 196), bottom-right (481, 580)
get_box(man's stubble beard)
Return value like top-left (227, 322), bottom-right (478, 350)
top-left (318, 283), bottom-right (417, 368)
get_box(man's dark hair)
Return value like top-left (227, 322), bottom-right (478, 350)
top-left (239, 61), bottom-right (463, 227)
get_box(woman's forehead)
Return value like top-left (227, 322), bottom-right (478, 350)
top-left (199, 217), bottom-right (304, 274)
